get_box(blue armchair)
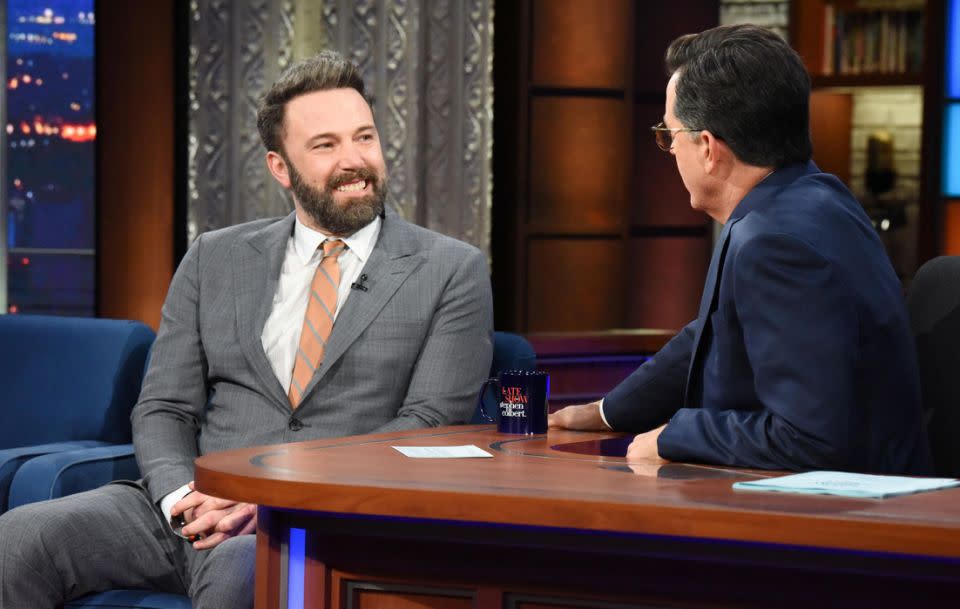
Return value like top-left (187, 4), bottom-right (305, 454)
top-left (15, 329), bottom-right (534, 609)
top-left (0, 315), bottom-right (155, 513)
top-left (0, 316), bottom-right (184, 609)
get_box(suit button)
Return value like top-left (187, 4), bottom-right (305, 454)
top-left (288, 418), bottom-right (303, 432)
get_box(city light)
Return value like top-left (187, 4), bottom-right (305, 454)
top-left (6, 0), bottom-right (97, 316)
top-left (60, 123), bottom-right (96, 142)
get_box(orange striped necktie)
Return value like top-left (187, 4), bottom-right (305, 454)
top-left (288, 239), bottom-right (347, 408)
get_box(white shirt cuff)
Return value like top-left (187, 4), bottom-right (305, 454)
top-left (598, 398), bottom-right (613, 430)
top-left (160, 484), bottom-right (194, 527)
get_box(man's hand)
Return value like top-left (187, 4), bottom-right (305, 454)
top-left (171, 482), bottom-right (257, 550)
top-left (547, 401), bottom-right (610, 431)
top-left (625, 424), bottom-right (668, 464)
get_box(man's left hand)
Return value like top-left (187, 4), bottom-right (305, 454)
top-left (625, 424), bottom-right (669, 464)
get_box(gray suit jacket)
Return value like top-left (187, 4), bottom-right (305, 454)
top-left (132, 209), bottom-right (494, 503)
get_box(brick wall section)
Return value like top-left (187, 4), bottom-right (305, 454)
top-left (850, 86), bottom-right (923, 277)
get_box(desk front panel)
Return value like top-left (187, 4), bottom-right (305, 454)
top-left (197, 427), bottom-right (960, 609)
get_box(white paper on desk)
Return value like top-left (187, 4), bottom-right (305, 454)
top-left (392, 445), bottom-right (493, 459)
top-left (733, 471), bottom-right (960, 499)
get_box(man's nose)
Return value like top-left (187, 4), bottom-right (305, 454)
top-left (337, 142), bottom-right (364, 169)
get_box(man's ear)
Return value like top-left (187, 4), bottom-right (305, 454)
top-left (700, 130), bottom-right (725, 175)
top-left (265, 151), bottom-right (291, 189)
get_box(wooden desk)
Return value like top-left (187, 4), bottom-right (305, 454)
top-left (195, 426), bottom-right (960, 609)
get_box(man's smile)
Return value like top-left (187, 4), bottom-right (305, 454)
top-left (335, 179), bottom-right (367, 193)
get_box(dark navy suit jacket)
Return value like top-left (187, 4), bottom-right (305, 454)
top-left (604, 162), bottom-right (932, 474)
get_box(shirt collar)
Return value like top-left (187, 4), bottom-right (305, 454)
top-left (293, 214), bottom-right (382, 265)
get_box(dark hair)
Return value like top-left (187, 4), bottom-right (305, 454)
top-left (256, 50), bottom-right (367, 153)
top-left (665, 24), bottom-right (812, 168)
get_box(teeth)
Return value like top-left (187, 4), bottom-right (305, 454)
top-left (336, 180), bottom-right (366, 192)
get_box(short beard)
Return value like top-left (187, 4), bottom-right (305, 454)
top-left (285, 155), bottom-right (387, 236)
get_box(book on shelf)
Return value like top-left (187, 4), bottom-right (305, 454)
top-left (821, 5), bottom-right (924, 77)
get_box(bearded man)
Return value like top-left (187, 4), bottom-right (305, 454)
top-left (0, 50), bottom-right (493, 609)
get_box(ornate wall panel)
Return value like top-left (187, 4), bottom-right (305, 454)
top-left (189, 0), bottom-right (494, 257)
top-left (189, 0), bottom-right (294, 243)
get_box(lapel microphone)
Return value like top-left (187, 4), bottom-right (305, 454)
top-left (350, 274), bottom-right (369, 292)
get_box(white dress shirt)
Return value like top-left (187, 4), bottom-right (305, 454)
top-left (260, 214), bottom-right (381, 393)
top-left (160, 215), bottom-right (382, 529)
top-left (598, 398), bottom-right (613, 429)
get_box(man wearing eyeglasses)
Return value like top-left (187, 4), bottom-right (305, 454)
top-left (550, 24), bottom-right (932, 475)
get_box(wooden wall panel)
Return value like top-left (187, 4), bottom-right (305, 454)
top-left (531, 0), bottom-right (631, 88)
top-left (529, 98), bottom-right (629, 232)
top-left (526, 239), bottom-right (624, 332)
top-left (492, 0), bottom-right (717, 333)
top-left (632, 102), bottom-right (705, 227)
top-left (97, 0), bottom-right (175, 330)
top-left (627, 236), bottom-right (710, 330)
top-left (810, 91), bottom-right (853, 184)
top-left (788, 0), bottom-right (827, 76)
top-left (946, 201), bottom-right (960, 255)
top-left (634, 1), bottom-right (721, 95)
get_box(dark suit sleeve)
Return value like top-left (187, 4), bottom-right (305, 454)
top-left (369, 246), bottom-right (493, 433)
top-left (601, 320), bottom-right (696, 432)
top-left (131, 236), bottom-right (208, 503)
top-left (658, 233), bottom-right (857, 470)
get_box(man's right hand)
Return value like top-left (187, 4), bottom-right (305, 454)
top-left (171, 482), bottom-right (258, 550)
top-left (548, 401), bottom-right (611, 431)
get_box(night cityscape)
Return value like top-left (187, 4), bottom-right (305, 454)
top-left (5, 0), bottom-right (95, 315)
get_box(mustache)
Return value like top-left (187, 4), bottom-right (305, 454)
top-left (327, 168), bottom-right (379, 190)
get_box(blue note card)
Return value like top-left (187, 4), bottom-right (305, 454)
top-left (732, 471), bottom-right (960, 499)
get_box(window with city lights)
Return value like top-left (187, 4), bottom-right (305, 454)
top-left (3, 0), bottom-right (95, 315)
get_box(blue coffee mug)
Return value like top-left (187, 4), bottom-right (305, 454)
top-left (476, 370), bottom-right (549, 435)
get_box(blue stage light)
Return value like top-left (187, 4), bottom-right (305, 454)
top-left (287, 528), bottom-right (306, 609)
top-left (949, 0), bottom-right (960, 98)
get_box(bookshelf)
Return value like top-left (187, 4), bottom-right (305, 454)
top-left (791, 0), bottom-right (932, 280)
top-left (793, 0), bottom-right (925, 85)
top-left (811, 72), bottom-right (923, 86)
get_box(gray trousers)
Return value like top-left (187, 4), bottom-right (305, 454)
top-left (0, 482), bottom-right (254, 609)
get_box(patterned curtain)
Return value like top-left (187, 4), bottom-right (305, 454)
top-left (188, 0), bottom-right (494, 258)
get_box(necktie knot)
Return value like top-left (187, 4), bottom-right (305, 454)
top-left (322, 239), bottom-right (346, 259)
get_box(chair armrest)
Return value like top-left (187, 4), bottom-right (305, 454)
top-left (0, 441), bottom-right (111, 513)
top-left (8, 443), bottom-right (139, 509)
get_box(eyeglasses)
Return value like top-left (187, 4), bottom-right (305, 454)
top-left (651, 122), bottom-right (702, 152)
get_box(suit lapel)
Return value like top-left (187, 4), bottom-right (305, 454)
top-left (683, 218), bottom-right (737, 407)
top-left (299, 211), bottom-right (422, 401)
top-left (234, 213), bottom-right (296, 412)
